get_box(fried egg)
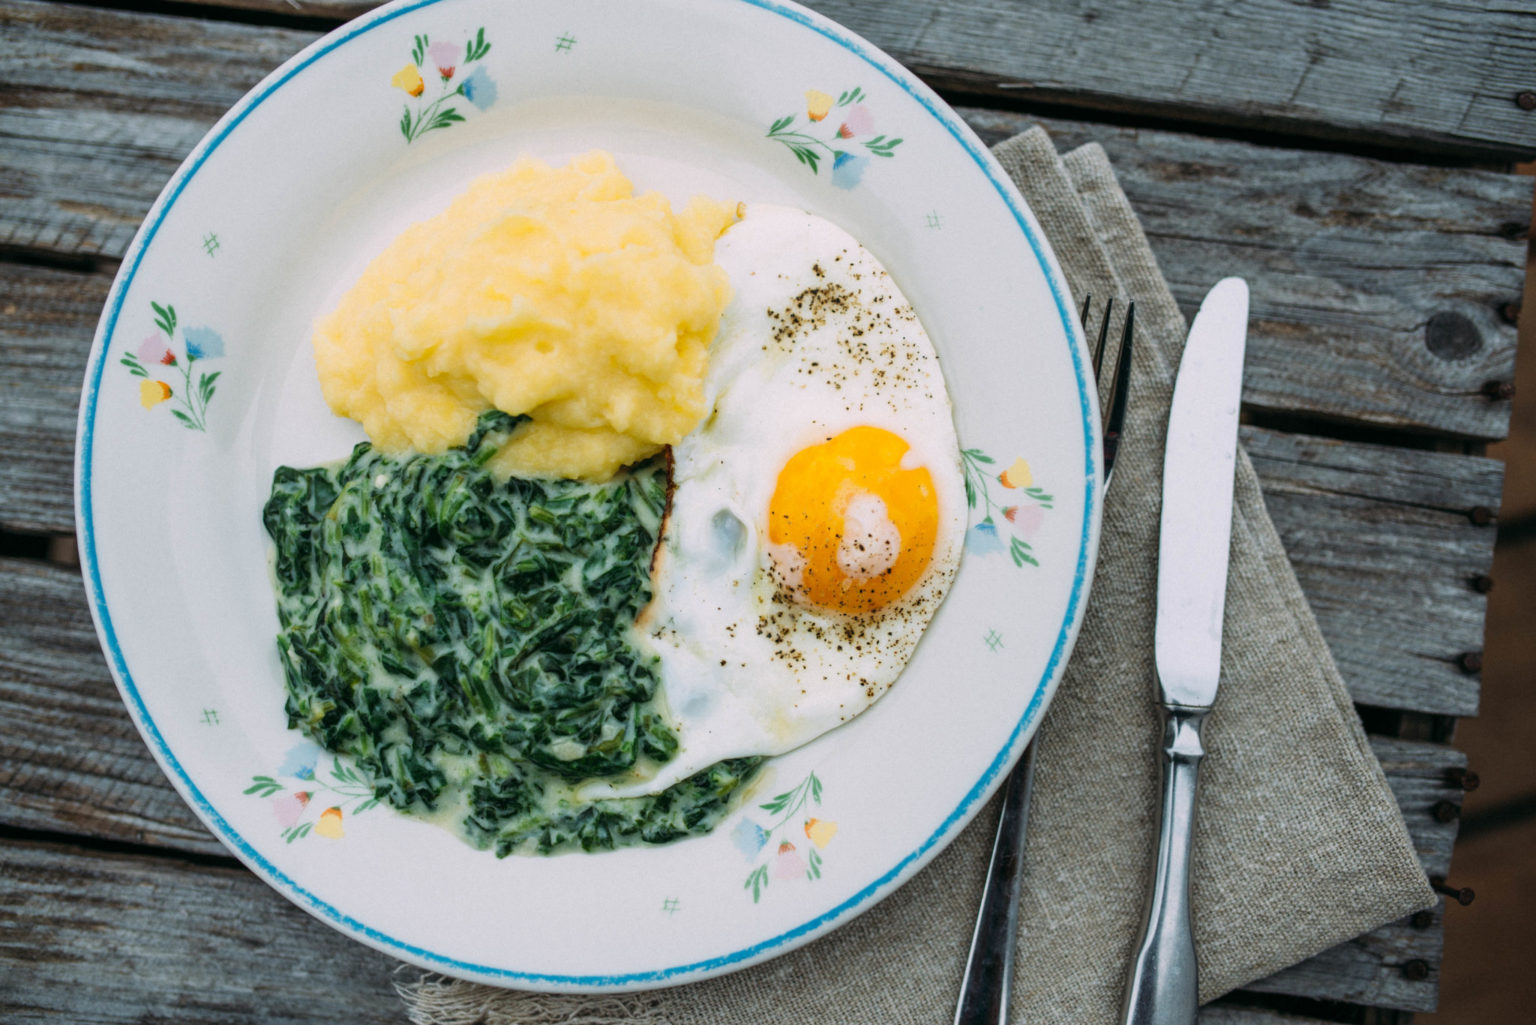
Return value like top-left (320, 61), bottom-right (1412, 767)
top-left (587, 204), bottom-right (964, 799)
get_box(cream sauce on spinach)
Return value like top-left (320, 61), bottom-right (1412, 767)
top-left (263, 411), bottom-right (759, 855)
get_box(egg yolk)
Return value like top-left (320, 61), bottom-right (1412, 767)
top-left (767, 426), bottom-right (939, 613)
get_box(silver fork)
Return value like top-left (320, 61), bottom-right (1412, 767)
top-left (953, 296), bottom-right (1136, 1025)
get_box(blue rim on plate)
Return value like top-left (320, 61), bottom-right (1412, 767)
top-left (75, 0), bottom-right (1099, 989)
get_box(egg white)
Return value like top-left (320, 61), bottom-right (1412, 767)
top-left (587, 204), bottom-right (965, 799)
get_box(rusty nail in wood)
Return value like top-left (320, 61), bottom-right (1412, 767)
top-left (1470, 573), bottom-right (1495, 594)
top-left (1482, 379), bottom-right (1517, 400)
top-left (1502, 221), bottom-right (1532, 241)
top-left (1432, 878), bottom-right (1476, 905)
top-left (1432, 799), bottom-right (1461, 822)
top-left (1457, 651), bottom-right (1484, 674)
top-left (1500, 302), bottom-right (1522, 326)
top-left (1519, 91), bottom-right (1536, 110)
top-left (1446, 767), bottom-right (1481, 791)
top-left (1410, 910), bottom-right (1436, 929)
top-left (1401, 959), bottom-right (1431, 981)
top-left (1468, 505), bottom-right (1494, 525)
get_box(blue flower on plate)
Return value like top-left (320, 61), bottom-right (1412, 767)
top-left (461, 66), bottom-right (497, 111)
top-left (278, 741), bottom-right (324, 781)
top-left (732, 819), bottom-right (770, 858)
top-left (831, 151), bottom-right (868, 190)
top-left (967, 520), bottom-right (1004, 555)
top-left (183, 326), bottom-right (225, 361)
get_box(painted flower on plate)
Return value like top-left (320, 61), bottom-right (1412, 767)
top-left (392, 63), bottom-right (425, 97)
top-left (137, 335), bottom-right (173, 365)
top-left (273, 791), bottom-right (310, 828)
top-left (278, 742), bottom-right (322, 781)
top-left (461, 66), bottom-right (497, 110)
top-left (804, 817), bottom-right (838, 848)
top-left (1005, 504), bottom-right (1045, 538)
top-left (967, 520), bottom-right (1004, 555)
top-left (138, 380), bottom-right (171, 409)
top-left (837, 105), bottom-right (873, 139)
top-left (773, 840), bottom-right (806, 879)
top-left (183, 326), bottom-right (225, 361)
top-left (831, 151), bottom-right (868, 189)
top-left (315, 807), bottom-right (345, 839)
top-left (427, 40), bottom-right (457, 79)
top-left (733, 819), bottom-right (770, 858)
top-left (805, 89), bottom-right (834, 121)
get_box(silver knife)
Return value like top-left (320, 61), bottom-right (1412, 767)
top-left (1120, 277), bottom-right (1249, 1025)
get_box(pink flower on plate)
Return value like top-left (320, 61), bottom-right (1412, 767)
top-left (837, 104), bottom-right (873, 139)
top-left (773, 840), bottom-right (806, 880)
top-left (1005, 504), bottom-right (1046, 539)
top-left (136, 335), bottom-right (174, 365)
top-left (427, 41), bottom-right (457, 79)
top-left (272, 791), bottom-right (310, 828)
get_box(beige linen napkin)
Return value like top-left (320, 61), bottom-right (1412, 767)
top-left (397, 127), bottom-right (1435, 1025)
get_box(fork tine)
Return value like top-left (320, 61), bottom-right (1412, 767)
top-left (1079, 292), bottom-right (1092, 331)
top-left (1092, 296), bottom-right (1115, 381)
top-left (1102, 301), bottom-right (1135, 484)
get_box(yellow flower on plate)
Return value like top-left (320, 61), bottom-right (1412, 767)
top-left (804, 817), bottom-right (838, 848)
top-left (392, 63), bottom-right (425, 97)
top-left (315, 806), bottom-right (344, 839)
top-left (139, 379), bottom-right (171, 409)
top-left (805, 89), bottom-right (834, 121)
top-left (999, 456), bottom-right (1032, 489)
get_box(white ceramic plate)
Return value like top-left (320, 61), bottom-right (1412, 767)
top-left (76, 0), bottom-right (1100, 992)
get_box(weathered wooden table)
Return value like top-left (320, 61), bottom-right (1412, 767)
top-left (2, 1), bottom-right (1530, 1021)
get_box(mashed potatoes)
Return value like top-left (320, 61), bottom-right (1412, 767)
top-left (313, 151), bottom-right (737, 480)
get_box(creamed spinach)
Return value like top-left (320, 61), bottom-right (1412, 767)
top-left (263, 411), bottom-right (759, 855)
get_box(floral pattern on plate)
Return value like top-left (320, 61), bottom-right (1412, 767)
top-left (962, 448), bottom-right (1053, 567)
top-left (244, 741), bottom-right (381, 843)
top-left (393, 28), bottom-right (496, 143)
top-left (737, 771), bottom-right (837, 903)
top-left (766, 87), bottom-right (903, 188)
top-left (118, 302), bottom-right (224, 432)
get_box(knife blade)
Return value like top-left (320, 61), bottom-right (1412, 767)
top-left (1120, 277), bottom-right (1248, 1025)
top-left (1155, 276), bottom-right (1249, 709)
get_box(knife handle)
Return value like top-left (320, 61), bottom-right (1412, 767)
top-left (1119, 706), bottom-right (1207, 1025)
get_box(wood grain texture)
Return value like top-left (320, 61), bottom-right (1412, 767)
top-left (0, 556), bottom-right (223, 853)
top-left (0, 263), bottom-right (105, 536)
top-left (1242, 427), bottom-right (1501, 717)
top-left (0, 728), bottom-right (1462, 1020)
top-left (53, 0), bottom-right (1536, 159)
top-left (0, 837), bottom-right (406, 1025)
top-left (2, 4), bottom-right (1526, 441)
top-left (0, 833), bottom-right (1425, 1025)
top-left (965, 109), bottom-right (1530, 443)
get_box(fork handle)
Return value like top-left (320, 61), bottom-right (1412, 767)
top-left (953, 741), bottom-right (1037, 1025)
top-left (1119, 706), bottom-right (1207, 1025)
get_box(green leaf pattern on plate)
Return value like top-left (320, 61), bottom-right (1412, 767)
top-left (962, 448), bottom-right (1053, 568)
top-left (118, 301), bottom-right (223, 432)
top-left (735, 771), bottom-right (836, 903)
top-left (393, 27), bottom-right (496, 143)
top-left (244, 743), bottom-right (381, 844)
top-left (766, 86), bottom-right (903, 189)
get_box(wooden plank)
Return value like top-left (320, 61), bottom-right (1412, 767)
top-left (0, 837), bottom-right (405, 1025)
top-left (0, 720), bottom-right (1468, 1019)
top-left (0, 834), bottom-right (1411, 1025)
top-left (2, 5), bottom-right (1526, 441)
top-left (1242, 426), bottom-right (1501, 717)
top-left (0, 556), bottom-right (223, 855)
top-left (0, 263), bottom-right (105, 536)
top-left (965, 110), bottom-right (1530, 444)
top-left (47, 0), bottom-right (1536, 159)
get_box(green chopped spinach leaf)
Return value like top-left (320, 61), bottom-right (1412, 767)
top-left (263, 410), bottom-right (760, 855)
